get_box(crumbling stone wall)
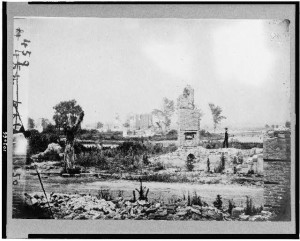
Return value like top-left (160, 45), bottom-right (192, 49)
top-left (177, 86), bottom-right (200, 147)
top-left (263, 129), bottom-right (291, 220)
top-left (263, 130), bottom-right (291, 160)
top-left (263, 160), bottom-right (291, 219)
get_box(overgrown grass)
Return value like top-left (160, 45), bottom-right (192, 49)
top-left (75, 141), bottom-right (177, 173)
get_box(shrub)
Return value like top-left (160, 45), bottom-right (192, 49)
top-left (153, 161), bottom-right (165, 171)
top-left (135, 178), bottom-right (149, 201)
top-left (190, 191), bottom-right (203, 206)
top-left (233, 156), bottom-right (238, 164)
top-left (213, 194), bottom-right (223, 210)
top-left (244, 196), bottom-right (263, 215)
top-left (75, 152), bottom-right (108, 169)
top-left (27, 129), bottom-right (61, 158)
top-left (228, 199), bottom-right (236, 214)
top-left (214, 154), bottom-right (226, 173)
top-left (96, 189), bottom-right (112, 201)
top-left (186, 154), bottom-right (195, 171)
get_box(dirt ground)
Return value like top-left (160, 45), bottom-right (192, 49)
top-left (12, 146), bottom-right (264, 218)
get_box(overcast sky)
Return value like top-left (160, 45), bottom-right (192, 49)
top-left (14, 18), bottom-right (291, 129)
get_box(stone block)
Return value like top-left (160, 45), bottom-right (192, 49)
top-left (239, 214), bottom-right (250, 221)
top-left (231, 207), bottom-right (244, 218)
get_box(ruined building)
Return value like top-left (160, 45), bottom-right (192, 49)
top-left (177, 85), bottom-right (201, 147)
top-left (128, 114), bottom-right (153, 131)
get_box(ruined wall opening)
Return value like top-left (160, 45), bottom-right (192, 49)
top-left (184, 132), bottom-right (196, 141)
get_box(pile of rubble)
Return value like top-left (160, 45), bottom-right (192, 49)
top-left (31, 143), bottom-right (63, 161)
top-left (23, 192), bottom-right (274, 221)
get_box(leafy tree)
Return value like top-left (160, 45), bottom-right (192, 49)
top-left (27, 117), bottom-right (35, 129)
top-left (53, 99), bottom-right (83, 130)
top-left (152, 97), bottom-right (175, 132)
top-left (265, 124), bottom-right (270, 129)
top-left (162, 97), bottom-right (175, 118)
top-left (97, 122), bottom-right (104, 129)
top-left (208, 103), bottom-right (226, 132)
top-left (152, 109), bottom-right (166, 131)
top-left (285, 121), bottom-right (291, 128)
top-left (43, 123), bottom-right (57, 134)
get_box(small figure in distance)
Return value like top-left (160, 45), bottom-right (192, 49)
top-left (207, 158), bottom-right (210, 173)
top-left (223, 127), bottom-right (229, 148)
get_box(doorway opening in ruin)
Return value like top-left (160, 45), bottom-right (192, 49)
top-left (184, 132), bottom-right (196, 140)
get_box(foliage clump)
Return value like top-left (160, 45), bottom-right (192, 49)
top-left (208, 103), bottom-right (226, 132)
top-left (244, 196), bottom-right (263, 215)
top-left (228, 199), bottom-right (236, 214)
top-left (186, 154), bottom-right (195, 171)
top-left (213, 194), bottom-right (223, 210)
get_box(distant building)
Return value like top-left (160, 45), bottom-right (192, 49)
top-left (127, 113), bottom-right (153, 131)
top-left (35, 118), bottom-right (50, 133)
top-left (140, 114), bottom-right (153, 129)
top-left (112, 113), bottom-right (122, 132)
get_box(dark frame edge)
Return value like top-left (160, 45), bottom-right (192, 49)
top-left (26, 1), bottom-right (299, 5)
top-left (2, 1), bottom-right (8, 239)
top-left (28, 233), bottom-right (300, 239)
top-left (294, 1), bottom-right (299, 239)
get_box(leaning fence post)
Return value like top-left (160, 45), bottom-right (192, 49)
top-left (33, 161), bottom-right (54, 219)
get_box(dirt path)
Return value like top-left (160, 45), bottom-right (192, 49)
top-left (13, 174), bottom-right (263, 208)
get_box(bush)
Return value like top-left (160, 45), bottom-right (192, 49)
top-left (214, 154), bottom-right (225, 173)
top-left (244, 196), bottom-right (263, 215)
top-left (186, 154), bottom-right (195, 171)
top-left (96, 189), bottom-right (112, 201)
top-left (228, 199), bottom-right (236, 214)
top-left (76, 152), bottom-right (108, 169)
top-left (27, 129), bottom-right (60, 156)
top-left (187, 191), bottom-right (203, 206)
top-left (213, 194), bottom-right (223, 210)
top-left (153, 161), bottom-right (165, 171)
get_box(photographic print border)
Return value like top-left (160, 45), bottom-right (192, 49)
top-left (2, 1), bottom-right (299, 239)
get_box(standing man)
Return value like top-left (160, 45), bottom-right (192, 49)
top-left (207, 158), bottom-right (210, 173)
top-left (223, 127), bottom-right (229, 148)
top-left (63, 111), bottom-right (84, 173)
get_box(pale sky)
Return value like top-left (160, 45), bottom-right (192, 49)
top-left (14, 18), bottom-right (291, 130)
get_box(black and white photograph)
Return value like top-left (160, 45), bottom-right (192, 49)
top-left (4, 2), bottom-right (298, 238)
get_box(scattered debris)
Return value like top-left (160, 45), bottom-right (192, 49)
top-left (23, 192), bottom-right (275, 221)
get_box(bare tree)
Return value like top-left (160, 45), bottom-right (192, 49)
top-left (152, 97), bottom-right (175, 132)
